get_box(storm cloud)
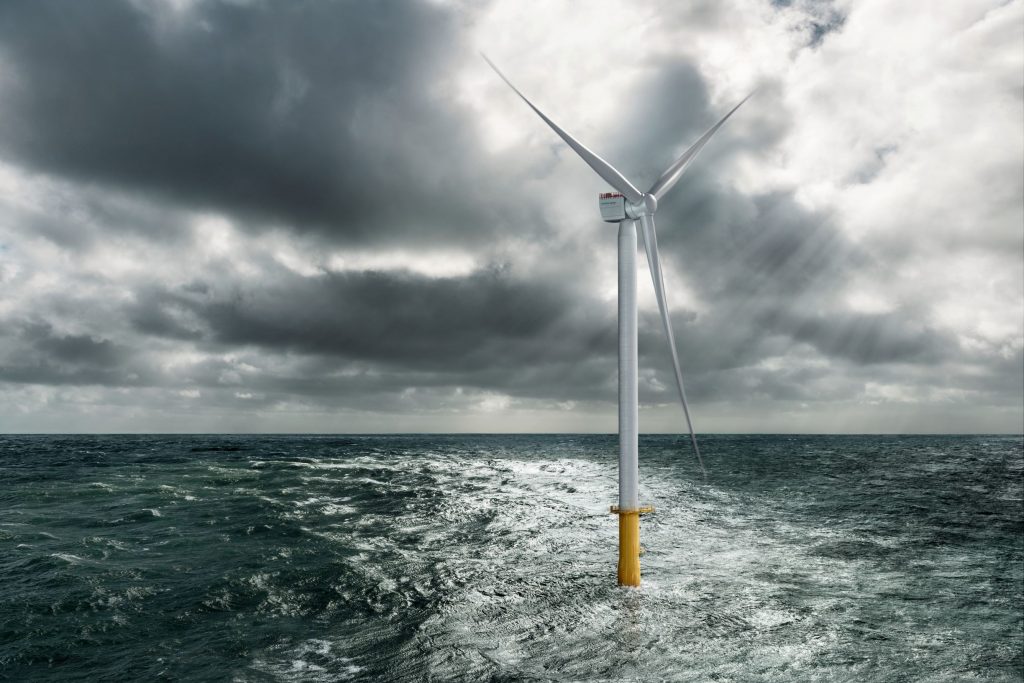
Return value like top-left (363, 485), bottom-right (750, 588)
top-left (0, 0), bottom-right (1020, 433)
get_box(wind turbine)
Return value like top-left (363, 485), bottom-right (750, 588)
top-left (484, 55), bottom-right (751, 587)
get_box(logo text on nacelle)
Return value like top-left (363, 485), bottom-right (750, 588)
top-left (599, 192), bottom-right (626, 222)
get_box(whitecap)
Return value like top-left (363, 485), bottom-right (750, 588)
top-left (50, 553), bottom-right (85, 565)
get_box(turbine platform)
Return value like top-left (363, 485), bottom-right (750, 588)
top-left (609, 504), bottom-right (654, 515)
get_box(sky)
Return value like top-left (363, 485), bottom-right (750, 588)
top-left (0, 0), bottom-right (1020, 434)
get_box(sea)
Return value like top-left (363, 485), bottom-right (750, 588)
top-left (0, 434), bottom-right (1021, 682)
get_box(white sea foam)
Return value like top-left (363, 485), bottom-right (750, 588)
top-left (250, 638), bottom-right (364, 682)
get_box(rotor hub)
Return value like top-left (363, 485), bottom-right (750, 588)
top-left (643, 193), bottom-right (658, 214)
top-left (624, 193), bottom-right (656, 220)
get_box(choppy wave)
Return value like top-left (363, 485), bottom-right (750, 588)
top-left (0, 434), bottom-right (1021, 681)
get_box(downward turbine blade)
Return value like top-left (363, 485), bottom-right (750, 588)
top-left (482, 53), bottom-right (644, 205)
top-left (647, 92), bottom-right (754, 201)
top-left (639, 213), bottom-right (707, 478)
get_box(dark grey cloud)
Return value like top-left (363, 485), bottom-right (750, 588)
top-left (0, 0), bottom-right (532, 248)
top-left (128, 266), bottom-right (602, 369)
top-left (0, 320), bottom-right (150, 386)
top-left (763, 309), bottom-right (954, 366)
top-left (603, 60), bottom-right (712, 190)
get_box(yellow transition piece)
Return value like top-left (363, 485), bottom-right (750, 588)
top-left (611, 505), bottom-right (653, 587)
top-left (617, 511), bottom-right (641, 586)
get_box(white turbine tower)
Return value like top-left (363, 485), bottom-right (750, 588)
top-left (484, 55), bottom-right (752, 587)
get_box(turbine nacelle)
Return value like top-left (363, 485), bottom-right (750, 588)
top-left (598, 192), bottom-right (657, 223)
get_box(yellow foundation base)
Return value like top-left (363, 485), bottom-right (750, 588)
top-left (611, 505), bottom-right (653, 587)
top-left (617, 511), bottom-right (641, 586)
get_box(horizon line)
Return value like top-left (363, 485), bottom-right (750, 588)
top-left (1, 432), bottom-right (1021, 437)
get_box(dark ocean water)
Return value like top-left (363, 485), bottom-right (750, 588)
top-left (0, 434), bottom-right (1021, 682)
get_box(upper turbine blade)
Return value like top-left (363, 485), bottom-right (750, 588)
top-left (639, 213), bottom-right (707, 477)
top-left (482, 53), bottom-right (644, 205)
top-left (647, 92), bottom-right (754, 201)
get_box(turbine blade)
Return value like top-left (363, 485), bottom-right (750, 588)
top-left (647, 92), bottom-right (754, 201)
top-left (639, 213), bottom-right (707, 477)
top-left (482, 53), bottom-right (643, 205)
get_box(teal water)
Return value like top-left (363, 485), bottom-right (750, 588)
top-left (0, 434), bottom-right (1021, 681)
